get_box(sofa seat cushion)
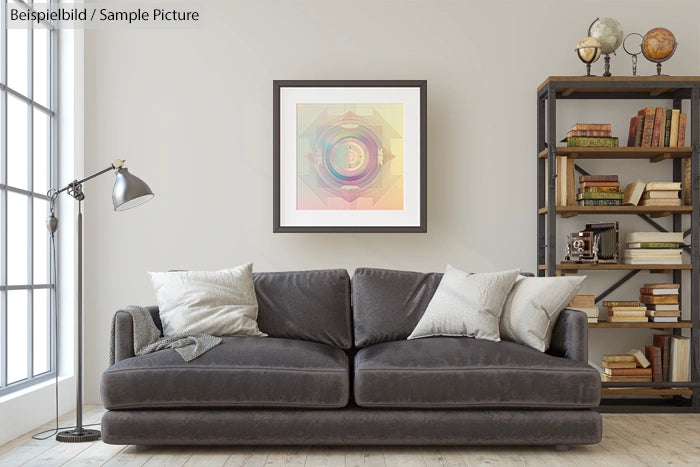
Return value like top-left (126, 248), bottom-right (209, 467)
top-left (354, 337), bottom-right (600, 409)
top-left (101, 337), bottom-right (349, 409)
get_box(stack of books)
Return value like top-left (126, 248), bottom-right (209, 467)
top-left (627, 107), bottom-right (687, 148)
top-left (601, 350), bottom-right (651, 382)
top-left (562, 123), bottom-right (618, 147)
top-left (645, 334), bottom-right (690, 382)
top-left (567, 294), bottom-right (599, 323)
top-left (640, 284), bottom-right (680, 322)
top-left (603, 300), bottom-right (648, 323)
top-left (640, 182), bottom-right (682, 207)
top-left (643, 283), bottom-right (681, 323)
top-left (622, 231), bottom-right (685, 264)
top-left (577, 175), bottom-right (622, 206)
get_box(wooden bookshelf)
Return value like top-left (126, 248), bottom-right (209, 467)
top-left (539, 264), bottom-right (692, 272)
top-left (602, 387), bottom-right (693, 397)
top-left (589, 320), bottom-right (692, 329)
top-left (538, 205), bottom-right (691, 218)
top-left (538, 146), bottom-right (691, 162)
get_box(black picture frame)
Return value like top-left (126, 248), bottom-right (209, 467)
top-left (273, 80), bottom-right (427, 233)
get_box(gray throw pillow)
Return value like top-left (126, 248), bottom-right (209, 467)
top-left (148, 263), bottom-right (266, 338)
top-left (407, 265), bottom-right (520, 342)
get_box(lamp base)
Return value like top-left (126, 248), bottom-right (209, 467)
top-left (56, 428), bottom-right (101, 442)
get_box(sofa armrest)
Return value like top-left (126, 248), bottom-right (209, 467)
top-left (112, 306), bottom-right (161, 363)
top-left (547, 309), bottom-right (588, 363)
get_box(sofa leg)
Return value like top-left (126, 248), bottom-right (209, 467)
top-left (554, 445), bottom-right (569, 452)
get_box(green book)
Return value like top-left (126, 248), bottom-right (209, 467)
top-left (576, 192), bottom-right (624, 200)
top-left (580, 186), bottom-right (621, 193)
top-left (628, 242), bottom-right (681, 249)
top-left (577, 199), bottom-right (623, 206)
top-left (563, 136), bottom-right (619, 147)
top-left (664, 108), bottom-right (672, 147)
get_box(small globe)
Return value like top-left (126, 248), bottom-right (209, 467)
top-left (576, 37), bottom-right (602, 63)
top-left (642, 28), bottom-right (676, 61)
top-left (588, 17), bottom-right (624, 54)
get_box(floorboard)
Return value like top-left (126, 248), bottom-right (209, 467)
top-left (1, 406), bottom-right (699, 466)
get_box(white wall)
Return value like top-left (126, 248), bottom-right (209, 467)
top-left (82, 0), bottom-right (700, 403)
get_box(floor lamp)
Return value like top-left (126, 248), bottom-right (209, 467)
top-left (48, 159), bottom-right (154, 442)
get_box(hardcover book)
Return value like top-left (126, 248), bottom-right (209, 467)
top-left (577, 199), bottom-right (623, 206)
top-left (644, 345), bottom-right (663, 382)
top-left (645, 182), bottom-right (682, 191)
top-left (640, 107), bottom-right (656, 147)
top-left (639, 199), bottom-right (682, 207)
top-left (564, 136), bottom-right (619, 147)
top-left (639, 295), bottom-right (679, 305)
top-left (639, 287), bottom-right (679, 295)
top-left (568, 129), bottom-right (613, 137)
top-left (622, 180), bottom-right (646, 206)
top-left (678, 113), bottom-right (687, 146)
top-left (576, 192), bottom-right (624, 200)
top-left (627, 348), bottom-right (651, 368)
top-left (670, 336), bottom-right (690, 382)
top-left (580, 186), bottom-right (623, 193)
top-left (641, 191), bottom-right (680, 199)
top-left (650, 107), bottom-right (665, 147)
top-left (601, 361), bottom-right (637, 369)
top-left (663, 108), bottom-right (672, 147)
top-left (580, 175), bottom-right (619, 183)
top-left (602, 355), bottom-right (636, 363)
top-left (627, 242), bottom-right (680, 248)
top-left (602, 301), bottom-right (640, 307)
top-left (669, 109), bottom-right (680, 147)
top-left (627, 115), bottom-right (639, 147)
top-left (572, 123), bottom-right (611, 131)
top-left (626, 232), bottom-right (684, 244)
top-left (579, 181), bottom-right (621, 188)
top-left (643, 283), bottom-right (680, 289)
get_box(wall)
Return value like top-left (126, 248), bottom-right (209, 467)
top-left (82, 0), bottom-right (700, 403)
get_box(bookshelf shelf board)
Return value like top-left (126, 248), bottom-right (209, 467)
top-left (538, 264), bottom-right (692, 272)
top-left (537, 146), bottom-right (691, 161)
top-left (589, 320), bottom-right (692, 329)
top-left (601, 387), bottom-right (693, 397)
top-left (538, 206), bottom-right (691, 218)
top-left (538, 76), bottom-right (700, 99)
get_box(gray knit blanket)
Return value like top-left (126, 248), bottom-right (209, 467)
top-left (109, 305), bottom-right (222, 364)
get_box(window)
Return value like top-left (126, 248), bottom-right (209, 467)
top-left (1, 0), bottom-right (57, 395)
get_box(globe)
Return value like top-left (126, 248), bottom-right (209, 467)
top-left (642, 28), bottom-right (677, 61)
top-left (576, 37), bottom-right (602, 63)
top-left (588, 17), bottom-right (624, 54)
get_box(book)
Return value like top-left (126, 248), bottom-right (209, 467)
top-left (645, 345), bottom-right (663, 382)
top-left (622, 180), bottom-right (646, 206)
top-left (606, 306), bottom-right (647, 312)
top-left (626, 232), bottom-right (684, 244)
top-left (602, 301), bottom-right (640, 307)
top-left (580, 186), bottom-right (623, 193)
top-left (587, 317), bottom-right (598, 324)
top-left (639, 198), bottom-right (682, 207)
top-left (678, 113), bottom-right (687, 146)
top-left (579, 175), bottom-right (618, 183)
top-left (628, 242), bottom-right (681, 249)
top-left (646, 309), bottom-right (681, 316)
top-left (572, 123), bottom-right (611, 131)
top-left (645, 182), bottom-right (682, 191)
top-left (568, 294), bottom-right (596, 307)
top-left (568, 129), bottom-right (613, 137)
top-left (627, 348), bottom-right (651, 368)
top-left (670, 335), bottom-right (690, 382)
top-left (683, 158), bottom-right (691, 206)
top-left (639, 295), bottom-right (679, 305)
top-left (556, 156), bottom-right (566, 206)
top-left (627, 115), bottom-right (639, 147)
top-left (663, 108), bottom-right (672, 147)
top-left (643, 283), bottom-right (680, 289)
top-left (642, 190), bottom-right (680, 199)
top-left (634, 113), bottom-right (644, 146)
top-left (624, 249), bottom-right (682, 256)
top-left (566, 156), bottom-right (575, 206)
top-left (569, 306), bottom-right (599, 319)
top-left (649, 316), bottom-right (679, 323)
top-left (651, 107), bottom-right (665, 147)
top-left (639, 288), bottom-right (679, 295)
top-left (669, 109), bottom-right (680, 147)
top-left (602, 375), bottom-right (653, 382)
top-left (623, 257), bottom-right (683, 265)
top-left (579, 181), bottom-right (621, 188)
top-left (565, 136), bottom-right (619, 147)
top-left (607, 316), bottom-right (648, 322)
top-left (576, 192), bottom-right (624, 200)
top-left (653, 334), bottom-right (672, 382)
top-left (603, 368), bottom-right (652, 376)
top-left (640, 107), bottom-right (656, 147)
top-left (577, 199), bottom-right (622, 206)
top-left (601, 361), bottom-right (637, 369)
top-left (602, 354), bottom-right (636, 363)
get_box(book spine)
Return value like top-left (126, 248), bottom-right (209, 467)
top-left (580, 181), bottom-right (621, 188)
top-left (683, 158), bottom-right (691, 206)
top-left (640, 288), bottom-right (679, 295)
top-left (627, 115), bottom-right (639, 147)
top-left (640, 295), bottom-right (679, 304)
top-left (629, 242), bottom-right (680, 248)
top-left (576, 192), bottom-right (624, 200)
top-left (566, 136), bottom-right (619, 147)
top-left (670, 109), bottom-right (680, 147)
top-left (580, 186), bottom-right (622, 193)
top-left (678, 113), bottom-right (687, 147)
top-left (663, 108), bottom-right (672, 147)
top-left (641, 107), bottom-right (656, 147)
top-left (603, 301), bottom-right (640, 307)
top-left (572, 123), bottom-right (611, 131)
top-left (577, 199), bottom-right (623, 206)
top-left (579, 175), bottom-right (619, 183)
top-left (651, 107), bottom-right (665, 147)
top-left (568, 129), bottom-right (613, 137)
top-left (645, 346), bottom-right (663, 382)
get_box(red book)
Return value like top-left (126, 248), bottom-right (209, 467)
top-left (571, 123), bottom-right (611, 131)
top-left (640, 107), bottom-right (656, 147)
top-left (567, 129), bottom-right (613, 137)
top-left (627, 115), bottom-right (639, 147)
top-left (653, 334), bottom-right (672, 382)
top-left (678, 113), bottom-right (687, 147)
top-left (645, 345), bottom-right (663, 383)
top-left (579, 175), bottom-right (619, 183)
top-left (651, 107), bottom-right (665, 147)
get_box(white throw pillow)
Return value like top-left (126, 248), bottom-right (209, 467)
top-left (499, 275), bottom-right (586, 352)
top-left (148, 263), bottom-right (267, 337)
top-left (407, 265), bottom-right (521, 342)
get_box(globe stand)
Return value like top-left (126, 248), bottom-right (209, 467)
top-left (602, 54), bottom-right (612, 77)
top-left (575, 45), bottom-right (600, 77)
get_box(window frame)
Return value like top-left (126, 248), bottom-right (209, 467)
top-left (0, 0), bottom-right (58, 396)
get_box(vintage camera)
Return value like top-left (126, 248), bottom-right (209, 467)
top-left (564, 222), bottom-right (619, 264)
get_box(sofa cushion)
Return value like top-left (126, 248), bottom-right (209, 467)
top-left (352, 268), bottom-right (443, 347)
top-left (101, 337), bottom-right (349, 409)
top-left (254, 269), bottom-right (352, 349)
top-left (354, 337), bottom-right (600, 409)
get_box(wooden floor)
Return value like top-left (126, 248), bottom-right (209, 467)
top-left (1, 406), bottom-right (699, 466)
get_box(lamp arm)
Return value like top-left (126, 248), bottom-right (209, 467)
top-left (54, 159), bottom-right (125, 195)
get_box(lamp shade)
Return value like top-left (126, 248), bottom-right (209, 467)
top-left (112, 167), bottom-right (154, 211)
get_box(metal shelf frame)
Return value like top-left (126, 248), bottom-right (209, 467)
top-left (536, 76), bottom-right (700, 412)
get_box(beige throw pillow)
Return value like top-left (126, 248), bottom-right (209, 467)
top-left (499, 275), bottom-right (586, 352)
top-left (148, 263), bottom-right (266, 337)
top-left (407, 265), bottom-right (521, 342)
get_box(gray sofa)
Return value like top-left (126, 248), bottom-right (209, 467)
top-left (101, 268), bottom-right (602, 446)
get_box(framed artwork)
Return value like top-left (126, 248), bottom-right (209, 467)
top-left (273, 80), bottom-right (427, 232)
